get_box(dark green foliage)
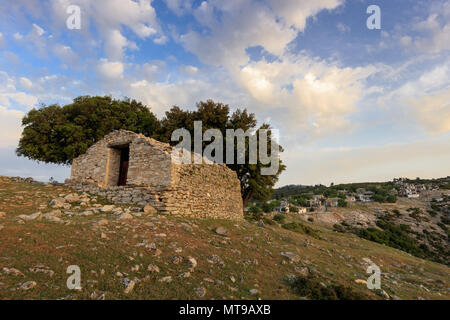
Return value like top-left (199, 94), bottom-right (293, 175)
top-left (16, 96), bottom-right (158, 165)
top-left (273, 214), bottom-right (286, 223)
top-left (273, 182), bottom-right (397, 203)
top-left (262, 217), bottom-right (276, 225)
top-left (338, 199), bottom-right (347, 207)
top-left (357, 217), bottom-right (441, 262)
top-left (282, 222), bottom-right (320, 239)
top-left (427, 210), bottom-right (438, 217)
top-left (333, 224), bottom-right (346, 233)
top-left (289, 276), bottom-right (368, 300)
top-left (307, 217), bottom-right (314, 222)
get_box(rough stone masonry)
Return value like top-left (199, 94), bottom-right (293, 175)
top-left (68, 130), bottom-right (243, 220)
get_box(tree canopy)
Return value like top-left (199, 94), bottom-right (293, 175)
top-left (16, 96), bottom-right (158, 165)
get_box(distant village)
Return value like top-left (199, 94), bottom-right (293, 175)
top-left (246, 177), bottom-right (449, 214)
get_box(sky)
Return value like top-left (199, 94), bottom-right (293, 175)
top-left (0, 0), bottom-right (449, 186)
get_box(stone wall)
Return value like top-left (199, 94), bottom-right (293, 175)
top-left (71, 130), bottom-right (173, 188)
top-left (70, 130), bottom-right (243, 220)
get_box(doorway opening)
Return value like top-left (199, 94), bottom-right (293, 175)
top-left (117, 146), bottom-right (130, 186)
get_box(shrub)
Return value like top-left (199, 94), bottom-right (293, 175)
top-left (308, 217), bottom-right (314, 222)
top-left (273, 214), bottom-right (286, 223)
top-left (282, 222), bottom-right (320, 239)
top-left (289, 275), bottom-right (368, 300)
top-left (333, 224), bottom-right (346, 233)
top-left (338, 199), bottom-right (347, 207)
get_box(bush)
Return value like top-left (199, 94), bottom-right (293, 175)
top-left (282, 222), bottom-right (320, 239)
top-left (308, 217), bottom-right (314, 222)
top-left (262, 217), bottom-right (276, 226)
top-left (338, 199), bottom-right (347, 207)
top-left (289, 275), bottom-right (368, 300)
top-left (273, 214), bottom-right (286, 223)
top-left (333, 224), bottom-right (346, 233)
top-left (357, 217), bottom-right (438, 262)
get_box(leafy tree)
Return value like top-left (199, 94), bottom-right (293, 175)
top-left (338, 199), bottom-right (347, 207)
top-left (17, 96), bottom-right (158, 164)
top-left (156, 100), bottom-right (286, 205)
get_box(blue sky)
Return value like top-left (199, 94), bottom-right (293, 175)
top-left (0, 0), bottom-right (449, 185)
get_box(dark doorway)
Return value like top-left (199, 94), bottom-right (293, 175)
top-left (118, 146), bottom-right (130, 186)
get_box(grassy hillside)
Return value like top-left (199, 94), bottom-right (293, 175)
top-left (0, 176), bottom-right (449, 300)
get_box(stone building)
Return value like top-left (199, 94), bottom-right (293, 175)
top-left (69, 130), bottom-right (243, 220)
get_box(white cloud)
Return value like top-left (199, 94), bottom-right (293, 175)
top-left (52, 44), bottom-right (78, 64)
top-left (337, 22), bottom-right (350, 33)
top-left (268, 0), bottom-right (343, 31)
top-left (19, 77), bottom-right (33, 90)
top-left (105, 29), bottom-right (130, 61)
top-left (13, 33), bottom-right (23, 40)
top-left (238, 56), bottom-right (377, 136)
top-left (32, 23), bottom-right (45, 36)
top-left (49, 0), bottom-right (162, 61)
top-left (0, 106), bottom-right (24, 148)
top-left (179, 65), bottom-right (199, 76)
top-left (409, 88), bottom-right (450, 134)
top-left (164, 0), bottom-right (193, 16)
top-left (180, 0), bottom-right (343, 69)
top-left (97, 59), bottom-right (124, 79)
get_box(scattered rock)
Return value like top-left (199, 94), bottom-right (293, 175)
top-left (18, 212), bottom-right (42, 221)
top-left (159, 276), bottom-right (172, 283)
top-left (131, 265), bottom-right (140, 272)
top-left (64, 193), bottom-right (80, 203)
top-left (29, 265), bottom-right (54, 277)
top-left (122, 278), bottom-right (135, 294)
top-left (151, 248), bottom-right (162, 257)
top-left (355, 279), bottom-right (367, 285)
top-left (215, 227), bottom-right (227, 236)
top-left (194, 287), bottom-right (207, 298)
top-left (257, 220), bottom-right (265, 227)
top-left (207, 254), bottom-right (225, 267)
top-left (0, 212), bottom-right (6, 218)
top-left (172, 256), bottom-right (183, 265)
top-left (281, 252), bottom-right (300, 264)
top-left (46, 216), bottom-right (63, 223)
top-left (143, 204), bottom-right (157, 215)
top-left (100, 205), bottom-right (115, 213)
top-left (118, 212), bottom-right (133, 220)
top-left (295, 267), bottom-right (309, 277)
top-left (187, 256), bottom-right (197, 270)
top-left (20, 281), bottom-right (37, 291)
top-left (50, 198), bottom-right (70, 209)
top-left (179, 272), bottom-right (191, 278)
top-left (147, 264), bottom-right (160, 273)
top-left (2, 267), bottom-right (25, 277)
top-left (249, 289), bottom-right (260, 295)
